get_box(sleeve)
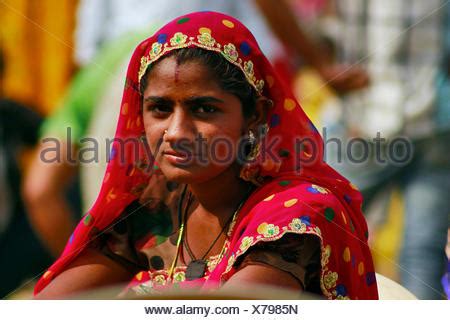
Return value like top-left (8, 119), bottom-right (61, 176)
top-left (234, 234), bottom-right (322, 294)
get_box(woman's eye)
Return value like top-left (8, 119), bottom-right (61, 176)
top-left (192, 105), bottom-right (217, 114)
top-left (147, 105), bottom-right (171, 115)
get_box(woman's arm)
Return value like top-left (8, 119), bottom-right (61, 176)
top-left (34, 248), bottom-right (134, 299)
top-left (23, 140), bottom-right (77, 257)
top-left (222, 264), bottom-right (302, 291)
top-left (222, 234), bottom-right (322, 293)
top-left (255, 0), bottom-right (369, 94)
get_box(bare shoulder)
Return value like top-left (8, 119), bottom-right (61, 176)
top-left (222, 263), bottom-right (302, 292)
top-left (35, 248), bottom-right (134, 299)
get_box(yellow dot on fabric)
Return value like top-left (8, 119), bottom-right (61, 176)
top-left (43, 270), bottom-right (52, 279)
top-left (199, 27), bottom-right (211, 34)
top-left (358, 262), bottom-right (365, 275)
top-left (341, 211), bottom-right (347, 224)
top-left (303, 151), bottom-right (312, 158)
top-left (266, 75), bottom-right (275, 88)
top-left (257, 222), bottom-right (268, 234)
top-left (343, 247), bottom-right (351, 262)
top-left (262, 159), bottom-right (275, 171)
top-left (349, 182), bottom-right (359, 190)
top-left (106, 188), bottom-right (117, 202)
top-left (135, 271), bottom-right (143, 281)
top-left (136, 116), bottom-right (141, 127)
top-left (264, 194), bottom-right (275, 201)
top-left (222, 19), bottom-right (234, 28)
top-left (103, 172), bottom-right (111, 183)
top-left (284, 199), bottom-right (298, 207)
top-left (121, 103), bottom-right (129, 115)
top-left (284, 98), bottom-right (296, 111)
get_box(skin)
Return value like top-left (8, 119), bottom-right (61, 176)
top-left (23, 140), bottom-right (77, 257)
top-left (255, 0), bottom-right (369, 94)
top-left (142, 57), bottom-right (249, 186)
top-left (34, 56), bottom-right (300, 299)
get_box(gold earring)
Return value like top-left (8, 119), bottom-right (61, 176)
top-left (248, 130), bottom-right (256, 145)
top-left (246, 130), bottom-right (259, 162)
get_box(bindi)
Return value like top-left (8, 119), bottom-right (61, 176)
top-left (174, 62), bottom-right (180, 82)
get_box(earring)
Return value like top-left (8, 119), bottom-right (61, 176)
top-left (248, 129), bottom-right (256, 146)
top-left (239, 129), bottom-right (266, 186)
top-left (246, 129), bottom-right (259, 162)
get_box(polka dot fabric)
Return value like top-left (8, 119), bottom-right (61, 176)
top-left (34, 12), bottom-right (377, 299)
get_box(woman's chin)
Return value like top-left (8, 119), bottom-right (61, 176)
top-left (159, 164), bottom-right (205, 184)
top-left (159, 162), bottom-right (228, 186)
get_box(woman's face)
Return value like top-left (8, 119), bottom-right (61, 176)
top-left (142, 56), bottom-right (247, 184)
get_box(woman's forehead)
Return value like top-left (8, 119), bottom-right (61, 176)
top-left (144, 57), bottom-right (221, 93)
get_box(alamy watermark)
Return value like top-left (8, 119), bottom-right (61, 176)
top-left (40, 127), bottom-right (414, 170)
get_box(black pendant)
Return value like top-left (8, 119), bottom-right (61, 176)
top-left (185, 260), bottom-right (207, 280)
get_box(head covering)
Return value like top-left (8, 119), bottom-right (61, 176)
top-left (34, 11), bottom-right (378, 299)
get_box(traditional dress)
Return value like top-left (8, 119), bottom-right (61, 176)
top-left (34, 11), bottom-right (378, 299)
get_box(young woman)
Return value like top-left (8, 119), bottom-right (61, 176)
top-left (34, 11), bottom-right (378, 299)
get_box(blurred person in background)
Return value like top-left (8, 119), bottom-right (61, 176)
top-left (23, 33), bottom-right (143, 258)
top-left (442, 228), bottom-right (450, 299)
top-left (437, 3), bottom-right (450, 301)
top-left (0, 49), bottom-right (53, 298)
top-left (322, 0), bottom-right (450, 299)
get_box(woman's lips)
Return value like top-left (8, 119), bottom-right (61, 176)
top-left (162, 150), bottom-right (194, 165)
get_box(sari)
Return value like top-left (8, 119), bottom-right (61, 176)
top-left (34, 11), bottom-right (378, 299)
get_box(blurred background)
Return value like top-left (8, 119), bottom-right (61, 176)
top-left (1, 0), bottom-right (449, 300)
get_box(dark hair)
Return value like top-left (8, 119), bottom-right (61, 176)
top-left (140, 48), bottom-right (258, 118)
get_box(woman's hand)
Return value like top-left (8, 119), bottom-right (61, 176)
top-left (318, 64), bottom-right (370, 94)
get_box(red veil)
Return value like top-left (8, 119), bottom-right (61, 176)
top-left (35, 11), bottom-right (378, 299)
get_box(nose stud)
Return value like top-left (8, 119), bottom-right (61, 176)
top-left (163, 129), bottom-right (168, 135)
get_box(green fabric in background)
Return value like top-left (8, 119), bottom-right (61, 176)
top-left (40, 30), bottom-right (149, 143)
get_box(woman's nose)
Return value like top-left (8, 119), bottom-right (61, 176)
top-left (164, 108), bottom-right (195, 145)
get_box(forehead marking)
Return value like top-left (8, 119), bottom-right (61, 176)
top-left (174, 60), bottom-right (180, 83)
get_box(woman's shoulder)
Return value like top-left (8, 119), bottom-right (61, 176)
top-left (228, 177), bottom-right (363, 268)
top-left (228, 180), bottom-right (331, 261)
top-left (245, 179), bottom-right (346, 231)
top-left (223, 179), bottom-right (376, 299)
top-left (254, 178), bottom-right (344, 207)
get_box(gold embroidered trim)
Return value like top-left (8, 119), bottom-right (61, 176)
top-left (138, 31), bottom-right (264, 94)
top-left (220, 220), bottom-right (347, 300)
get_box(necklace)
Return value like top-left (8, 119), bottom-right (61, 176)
top-left (167, 185), bottom-right (249, 281)
top-left (183, 202), bottom-right (237, 281)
